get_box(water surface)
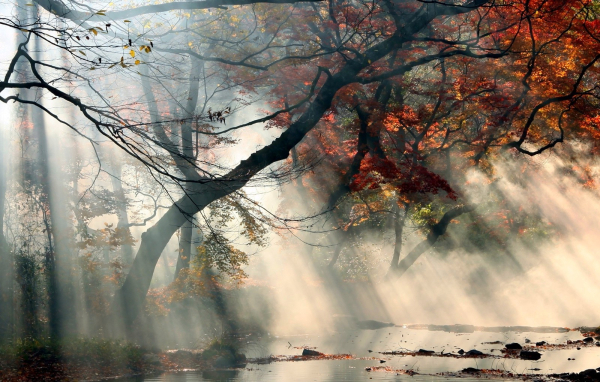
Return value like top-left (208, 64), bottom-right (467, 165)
top-left (119, 325), bottom-right (600, 381)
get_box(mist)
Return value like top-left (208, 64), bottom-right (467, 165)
top-left (2, 0), bottom-right (600, 380)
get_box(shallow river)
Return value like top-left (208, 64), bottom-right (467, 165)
top-left (119, 325), bottom-right (600, 381)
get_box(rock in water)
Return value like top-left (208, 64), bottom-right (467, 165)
top-left (417, 349), bottom-right (434, 354)
top-left (520, 351), bottom-right (542, 360)
top-left (465, 349), bottom-right (484, 356)
top-left (302, 349), bottom-right (323, 356)
top-left (505, 343), bottom-right (523, 350)
top-left (355, 320), bottom-right (396, 330)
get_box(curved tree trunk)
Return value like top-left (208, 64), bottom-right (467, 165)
top-left (390, 205), bottom-right (475, 279)
top-left (112, 2), bottom-right (489, 328)
top-left (113, 63), bottom-right (350, 328)
top-left (327, 241), bottom-right (344, 269)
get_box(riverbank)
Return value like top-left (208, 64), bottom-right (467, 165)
top-left (0, 338), bottom-right (243, 381)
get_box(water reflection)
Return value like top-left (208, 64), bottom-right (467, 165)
top-left (201, 370), bottom-right (239, 381)
top-left (119, 360), bottom-right (519, 382)
top-left (118, 325), bottom-right (599, 382)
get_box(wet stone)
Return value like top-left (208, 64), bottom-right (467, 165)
top-left (505, 343), bottom-right (523, 350)
top-left (302, 349), bottom-right (323, 356)
top-left (520, 351), bottom-right (542, 360)
top-left (417, 349), bottom-right (434, 354)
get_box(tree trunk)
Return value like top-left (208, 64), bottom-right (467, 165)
top-left (113, 63), bottom-right (345, 327)
top-left (113, 2), bottom-right (483, 326)
top-left (107, 159), bottom-right (134, 264)
top-left (389, 202), bottom-right (410, 271)
top-left (390, 205), bottom-right (475, 279)
top-left (327, 235), bottom-right (345, 269)
top-left (0, 109), bottom-right (12, 342)
top-left (174, 220), bottom-right (193, 279)
top-left (30, 20), bottom-right (72, 339)
top-left (140, 60), bottom-right (201, 282)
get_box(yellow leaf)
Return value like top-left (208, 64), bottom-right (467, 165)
top-left (145, 46), bottom-right (151, 53)
top-left (79, 50), bottom-right (86, 56)
top-left (130, 50), bottom-right (135, 58)
top-left (89, 28), bottom-right (97, 36)
top-left (124, 20), bottom-right (131, 23)
top-left (139, 45), bottom-right (146, 51)
top-left (96, 12), bottom-right (106, 16)
top-left (134, 60), bottom-right (140, 65)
